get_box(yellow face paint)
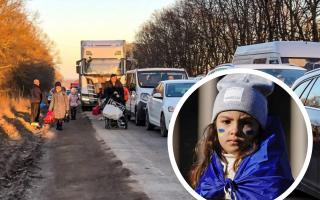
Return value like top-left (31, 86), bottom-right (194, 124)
top-left (217, 128), bottom-right (225, 136)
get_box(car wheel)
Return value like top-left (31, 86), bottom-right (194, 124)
top-left (145, 110), bottom-right (154, 130)
top-left (135, 110), bottom-right (144, 126)
top-left (160, 114), bottom-right (168, 137)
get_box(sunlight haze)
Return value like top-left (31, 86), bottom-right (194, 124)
top-left (27, 0), bottom-right (175, 79)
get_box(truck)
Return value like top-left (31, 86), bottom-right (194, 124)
top-left (76, 40), bottom-right (126, 111)
top-left (232, 41), bottom-right (320, 68)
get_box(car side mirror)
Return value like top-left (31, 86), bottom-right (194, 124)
top-left (76, 65), bottom-right (81, 74)
top-left (153, 93), bottom-right (162, 99)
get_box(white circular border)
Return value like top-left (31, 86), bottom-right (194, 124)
top-left (167, 68), bottom-right (313, 200)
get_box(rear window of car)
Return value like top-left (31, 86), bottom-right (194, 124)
top-left (137, 71), bottom-right (187, 88)
top-left (259, 69), bottom-right (305, 86)
top-left (294, 78), bottom-right (315, 99)
top-left (304, 78), bottom-right (320, 108)
top-left (165, 83), bottom-right (195, 97)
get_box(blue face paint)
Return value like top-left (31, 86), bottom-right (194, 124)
top-left (242, 126), bottom-right (257, 136)
top-left (243, 129), bottom-right (256, 136)
top-left (217, 128), bottom-right (225, 136)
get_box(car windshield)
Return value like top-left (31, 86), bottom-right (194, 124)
top-left (165, 82), bottom-right (195, 97)
top-left (137, 71), bottom-right (187, 88)
top-left (84, 58), bottom-right (121, 75)
top-left (259, 69), bottom-right (306, 86)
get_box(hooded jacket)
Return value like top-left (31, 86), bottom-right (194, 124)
top-left (49, 90), bottom-right (69, 119)
top-left (195, 116), bottom-right (294, 200)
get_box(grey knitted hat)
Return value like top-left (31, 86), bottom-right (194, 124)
top-left (211, 74), bottom-right (274, 128)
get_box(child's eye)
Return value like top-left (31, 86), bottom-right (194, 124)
top-left (222, 120), bottom-right (231, 124)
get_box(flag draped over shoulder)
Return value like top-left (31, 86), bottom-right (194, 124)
top-left (195, 116), bottom-right (294, 200)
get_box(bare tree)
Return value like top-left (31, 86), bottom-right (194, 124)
top-left (133, 0), bottom-right (320, 76)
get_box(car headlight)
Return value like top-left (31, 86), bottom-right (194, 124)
top-left (81, 96), bottom-right (90, 101)
top-left (168, 106), bottom-right (175, 112)
top-left (140, 93), bottom-right (151, 102)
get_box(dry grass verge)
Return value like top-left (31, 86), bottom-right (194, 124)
top-left (0, 96), bottom-right (46, 200)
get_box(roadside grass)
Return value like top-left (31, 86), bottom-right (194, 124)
top-left (0, 96), bottom-right (46, 139)
top-left (0, 95), bottom-right (45, 200)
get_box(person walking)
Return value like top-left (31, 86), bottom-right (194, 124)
top-left (30, 79), bottom-right (42, 127)
top-left (69, 87), bottom-right (80, 120)
top-left (49, 82), bottom-right (69, 130)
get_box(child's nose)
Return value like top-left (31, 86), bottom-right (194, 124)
top-left (229, 123), bottom-right (240, 135)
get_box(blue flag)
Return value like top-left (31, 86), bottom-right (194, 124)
top-left (195, 116), bottom-right (294, 200)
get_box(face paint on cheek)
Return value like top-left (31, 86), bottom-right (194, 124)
top-left (217, 128), bottom-right (225, 136)
top-left (242, 126), bottom-right (258, 136)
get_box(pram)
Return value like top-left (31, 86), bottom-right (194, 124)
top-left (102, 98), bottom-right (128, 129)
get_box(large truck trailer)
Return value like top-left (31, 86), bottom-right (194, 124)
top-left (76, 40), bottom-right (126, 110)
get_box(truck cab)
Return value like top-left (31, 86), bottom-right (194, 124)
top-left (76, 40), bottom-right (126, 111)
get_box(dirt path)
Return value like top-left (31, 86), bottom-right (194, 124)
top-left (26, 113), bottom-right (149, 200)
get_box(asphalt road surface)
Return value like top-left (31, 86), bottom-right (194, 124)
top-left (88, 112), bottom-right (193, 200)
top-left (24, 110), bottom-right (317, 200)
top-left (25, 111), bottom-right (192, 200)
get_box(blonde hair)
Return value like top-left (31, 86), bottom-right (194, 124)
top-left (71, 87), bottom-right (77, 94)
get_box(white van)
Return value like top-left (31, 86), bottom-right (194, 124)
top-left (233, 41), bottom-right (320, 67)
top-left (125, 68), bottom-right (188, 126)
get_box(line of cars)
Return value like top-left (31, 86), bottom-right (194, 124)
top-left (124, 68), bottom-right (197, 137)
top-left (122, 41), bottom-right (320, 197)
top-left (123, 64), bottom-right (308, 138)
top-left (122, 64), bottom-right (320, 198)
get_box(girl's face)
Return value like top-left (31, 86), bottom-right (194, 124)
top-left (56, 86), bottom-right (62, 92)
top-left (216, 111), bottom-right (260, 156)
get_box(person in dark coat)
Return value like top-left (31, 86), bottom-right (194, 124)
top-left (30, 79), bottom-right (42, 127)
top-left (103, 74), bottom-right (124, 105)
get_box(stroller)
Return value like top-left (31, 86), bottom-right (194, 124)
top-left (102, 96), bottom-right (128, 129)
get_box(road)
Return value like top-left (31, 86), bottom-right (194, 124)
top-left (24, 110), bottom-right (316, 200)
top-left (25, 111), bottom-right (193, 200)
top-left (88, 112), bottom-right (193, 200)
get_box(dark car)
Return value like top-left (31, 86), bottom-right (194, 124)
top-left (292, 68), bottom-right (320, 198)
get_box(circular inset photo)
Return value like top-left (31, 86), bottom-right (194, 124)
top-left (168, 69), bottom-right (312, 200)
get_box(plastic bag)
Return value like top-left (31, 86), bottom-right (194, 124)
top-left (44, 111), bottom-right (55, 124)
top-left (92, 105), bottom-right (101, 115)
top-left (103, 104), bottom-right (123, 120)
top-left (40, 101), bottom-right (47, 109)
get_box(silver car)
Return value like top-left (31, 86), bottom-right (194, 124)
top-left (292, 68), bottom-right (320, 198)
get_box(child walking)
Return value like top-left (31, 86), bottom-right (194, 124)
top-left (190, 74), bottom-right (294, 200)
top-left (69, 87), bottom-right (80, 120)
